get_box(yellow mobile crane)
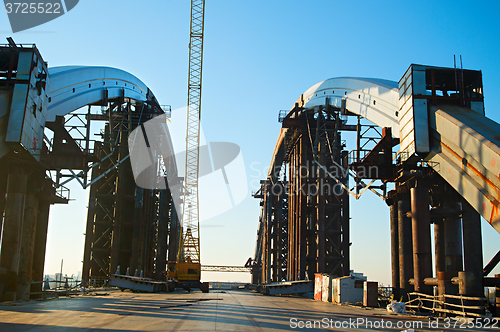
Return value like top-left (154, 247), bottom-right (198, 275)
top-left (167, 0), bottom-right (208, 292)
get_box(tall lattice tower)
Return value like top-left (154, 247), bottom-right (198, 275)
top-left (178, 0), bottom-right (205, 269)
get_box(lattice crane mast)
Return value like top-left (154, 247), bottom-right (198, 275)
top-left (168, 0), bottom-right (206, 292)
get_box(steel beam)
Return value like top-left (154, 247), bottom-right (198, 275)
top-left (389, 192), bottom-right (400, 299)
top-left (156, 189), bottom-right (170, 277)
top-left (82, 167), bottom-right (98, 287)
top-left (484, 250), bottom-right (500, 277)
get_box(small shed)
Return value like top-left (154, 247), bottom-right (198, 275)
top-left (332, 275), bottom-right (365, 304)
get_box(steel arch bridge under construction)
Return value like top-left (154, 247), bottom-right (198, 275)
top-left (0, 42), bottom-right (180, 300)
top-left (252, 64), bottom-right (500, 312)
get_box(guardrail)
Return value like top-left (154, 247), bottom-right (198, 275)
top-left (406, 292), bottom-right (489, 318)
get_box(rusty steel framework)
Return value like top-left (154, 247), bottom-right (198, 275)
top-left (253, 101), bottom-right (352, 284)
top-left (254, 66), bottom-right (500, 316)
top-left (81, 102), bottom-right (179, 284)
top-left (0, 41), bottom-right (180, 299)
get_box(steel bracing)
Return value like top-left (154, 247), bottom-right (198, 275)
top-left (254, 65), bottom-right (500, 316)
top-left (254, 102), bottom-right (351, 284)
top-left (81, 102), bottom-right (177, 284)
top-left (0, 41), bottom-right (180, 300)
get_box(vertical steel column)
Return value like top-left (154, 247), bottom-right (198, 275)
top-left (287, 153), bottom-right (294, 281)
top-left (389, 193), bottom-right (400, 300)
top-left (17, 182), bottom-right (39, 300)
top-left (167, 191), bottom-right (180, 275)
top-left (30, 198), bottom-right (50, 297)
top-left (306, 136), bottom-right (316, 278)
top-left (496, 274), bottom-right (500, 317)
top-left (130, 188), bottom-right (144, 273)
top-left (0, 172), bottom-right (27, 301)
top-left (271, 185), bottom-right (278, 282)
top-left (398, 186), bottom-right (413, 301)
top-left (0, 166), bottom-right (7, 239)
top-left (261, 197), bottom-right (268, 284)
top-left (317, 131), bottom-right (326, 274)
top-left (411, 179), bottom-right (433, 294)
top-left (290, 140), bottom-right (298, 280)
top-left (82, 167), bottom-right (98, 286)
top-left (276, 183), bottom-right (283, 281)
top-left (461, 198), bottom-right (483, 297)
top-left (443, 198), bottom-right (463, 273)
top-left (299, 134), bottom-right (307, 280)
top-left (341, 151), bottom-right (350, 276)
top-left (143, 190), bottom-right (156, 278)
top-left (434, 218), bottom-right (445, 274)
top-left (266, 183), bottom-right (273, 283)
top-left (156, 189), bottom-right (170, 277)
top-left (109, 131), bottom-right (128, 275)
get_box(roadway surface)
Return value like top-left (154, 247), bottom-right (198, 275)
top-left (0, 289), bottom-right (493, 331)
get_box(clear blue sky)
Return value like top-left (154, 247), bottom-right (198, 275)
top-left (1, 0), bottom-right (499, 285)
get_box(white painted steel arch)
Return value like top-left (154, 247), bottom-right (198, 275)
top-left (268, 77), bottom-right (400, 176)
top-left (267, 77), bottom-right (500, 234)
top-left (45, 65), bottom-right (178, 194)
top-left (46, 66), bottom-right (160, 122)
top-left (296, 77), bottom-right (400, 135)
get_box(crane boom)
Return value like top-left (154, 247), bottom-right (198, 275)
top-left (174, 0), bottom-right (205, 284)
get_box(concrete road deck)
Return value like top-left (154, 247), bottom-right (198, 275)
top-left (0, 289), bottom-right (493, 331)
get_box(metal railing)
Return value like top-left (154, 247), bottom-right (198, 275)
top-left (406, 292), bottom-right (489, 318)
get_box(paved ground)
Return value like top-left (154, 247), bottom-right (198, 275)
top-left (0, 289), bottom-right (495, 331)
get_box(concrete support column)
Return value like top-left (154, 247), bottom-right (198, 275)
top-left (17, 188), bottom-right (39, 300)
top-left (461, 198), bottom-right (483, 297)
top-left (0, 172), bottom-right (28, 301)
top-left (398, 187), bottom-right (413, 301)
top-left (31, 200), bottom-right (50, 298)
top-left (389, 195), bottom-right (400, 300)
top-left (410, 179), bottom-right (432, 295)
